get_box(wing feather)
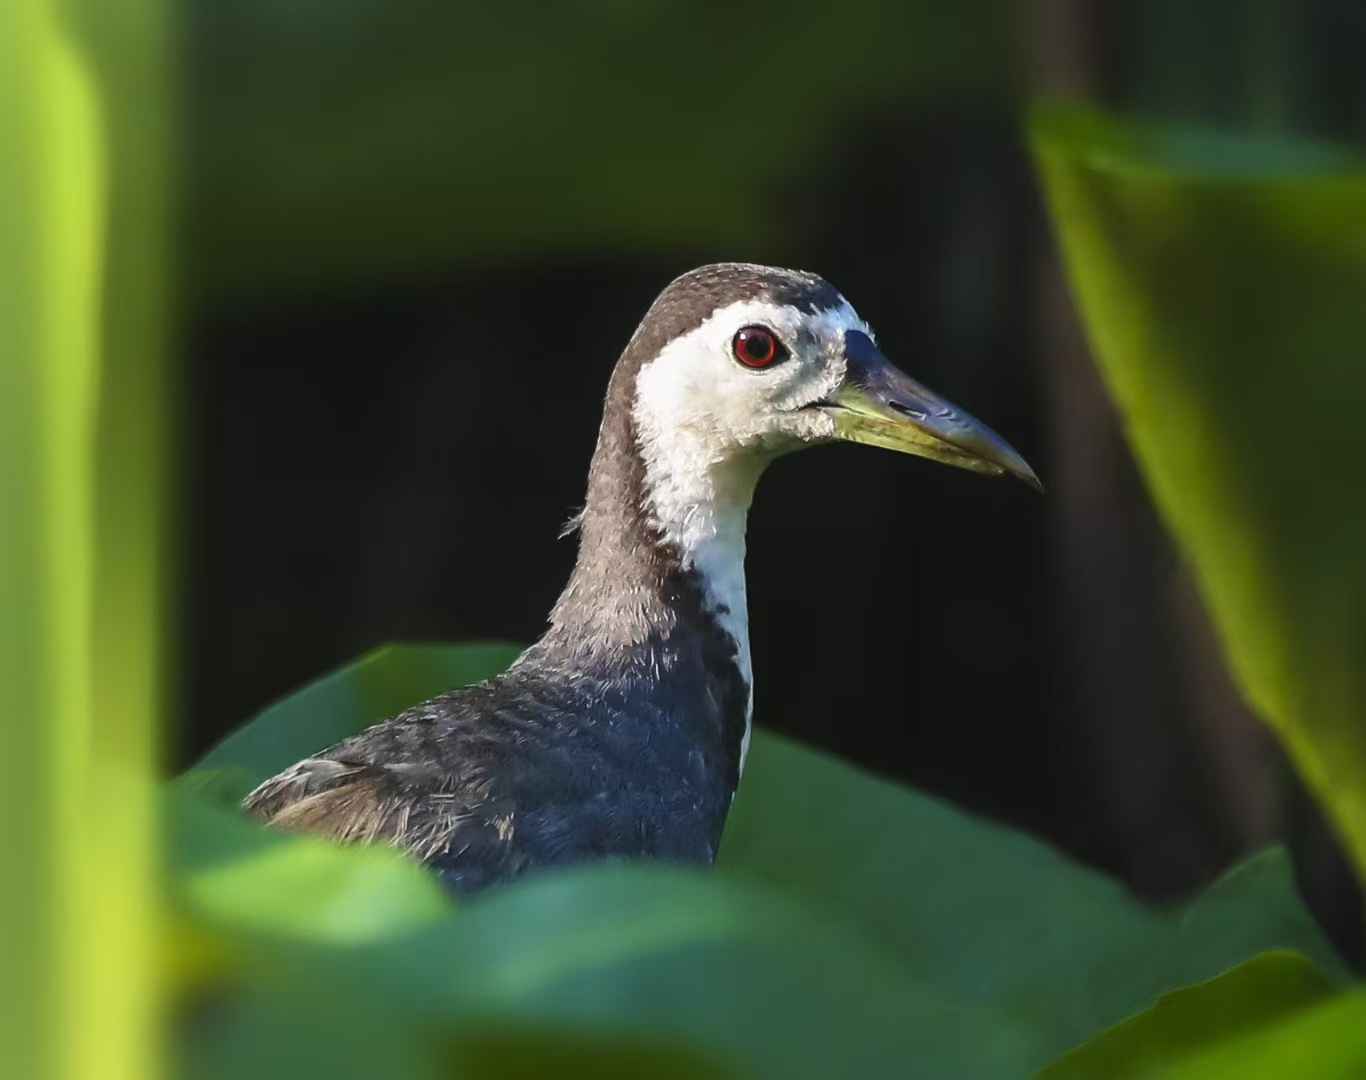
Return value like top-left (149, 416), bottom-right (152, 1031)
top-left (243, 757), bottom-right (505, 863)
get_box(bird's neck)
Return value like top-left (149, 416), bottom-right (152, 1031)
top-left (547, 395), bottom-right (763, 686)
top-left (639, 441), bottom-right (764, 681)
top-left (530, 347), bottom-right (764, 781)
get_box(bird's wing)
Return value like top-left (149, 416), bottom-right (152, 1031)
top-left (243, 756), bottom-right (512, 865)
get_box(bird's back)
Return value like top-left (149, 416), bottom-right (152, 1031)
top-left (245, 624), bottom-right (748, 892)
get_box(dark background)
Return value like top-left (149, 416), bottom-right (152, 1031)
top-left (177, 0), bottom-right (1365, 962)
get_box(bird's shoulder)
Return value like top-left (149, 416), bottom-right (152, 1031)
top-left (240, 670), bottom-right (627, 869)
top-left (244, 680), bottom-right (519, 839)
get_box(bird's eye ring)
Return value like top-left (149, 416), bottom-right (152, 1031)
top-left (732, 326), bottom-right (786, 369)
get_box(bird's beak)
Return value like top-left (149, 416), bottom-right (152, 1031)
top-left (820, 330), bottom-right (1042, 492)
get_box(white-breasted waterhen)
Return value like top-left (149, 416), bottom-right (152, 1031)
top-left (245, 263), bottom-right (1040, 893)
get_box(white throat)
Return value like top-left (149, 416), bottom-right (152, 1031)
top-left (632, 411), bottom-right (764, 775)
top-left (627, 294), bottom-right (869, 776)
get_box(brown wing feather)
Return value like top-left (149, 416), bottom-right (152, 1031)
top-left (243, 757), bottom-right (511, 865)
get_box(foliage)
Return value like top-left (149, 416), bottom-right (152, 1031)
top-left (186, 0), bottom-right (1015, 299)
top-left (11, 0), bottom-right (1363, 1067)
top-left (1161, 989), bottom-right (1366, 1080)
top-left (1030, 99), bottom-right (1366, 1077)
top-left (1031, 99), bottom-right (1366, 883)
top-left (1, 2), bottom-right (167, 1079)
top-left (1038, 951), bottom-right (1335, 1079)
top-left (170, 99), bottom-right (1366, 1079)
top-left (176, 643), bottom-right (1345, 1079)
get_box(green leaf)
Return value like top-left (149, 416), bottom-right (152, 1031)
top-left (178, 643), bottom-right (1348, 1079)
top-left (359, 865), bottom-right (1034, 1080)
top-left (188, 1), bottom-right (1015, 299)
top-left (1162, 990), bottom-right (1366, 1080)
top-left (167, 789), bottom-right (450, 943)
top-left (723, 730), bottom-right (1347, 1066)
top-left (188, 990), bottom-right (744, 1080)
top-left (188, 863), bottom-right (1038, 1080)
top-left (1031, 101), bottom-right (1366, 880)
top-left (1037, 951), bottom-right (1336, 1080)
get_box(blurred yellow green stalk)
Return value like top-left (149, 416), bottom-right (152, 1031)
top-left (1, 2), bottom-right (168, 1078)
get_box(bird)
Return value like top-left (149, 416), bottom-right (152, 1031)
top-left (244, 263), bottom-right (1039, 893)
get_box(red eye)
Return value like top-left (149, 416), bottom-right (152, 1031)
top-left (732, 326), bottom-right (785, 368)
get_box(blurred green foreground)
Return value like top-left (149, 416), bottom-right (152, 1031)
top-left (172, 642), bottom-right (1355, 1079)
top-left (2, 1), bottom-right (166, 1079)
top-left (4, 2), bottom-right (1366, 1079)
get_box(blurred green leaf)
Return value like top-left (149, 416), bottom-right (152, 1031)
top-left (1161, 990), bottom-right (1366, 1080)
top-left (2, 2), bottom-right (169, 1078)
top-left (188, 0), bottom-right (1015, 298)
top-left (723, 728), bottom-right (1347, 1064)
top-left (185, 862), bottom-right (1035, 1080)
top-left (1031, 101), bottom-right (1366, 881)
top-left (178, 643), bottom-right (1348, 1079)
top-left (187, 988), bottom-right (741, 1080)
top-left (358, 865), bottom-right (1030, 1080)
top-left (167, 790), bottom-right (450, 943)
top-left (445, 1027), bottom-right (741, 1080)
top-left (1037, 951), bottom-right (1335, 1080)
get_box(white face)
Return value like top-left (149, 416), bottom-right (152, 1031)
top-left (633, 297), bottom-right (875, 464)
top-left (630, 296), bottom-right (875, 776)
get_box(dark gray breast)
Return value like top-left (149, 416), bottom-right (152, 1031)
top-left (243, 602), bottom-right (749, 893)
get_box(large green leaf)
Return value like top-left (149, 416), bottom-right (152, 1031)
top-left (167, 789), bottom-right (450, 943)
top-left (1037, 951), bottom-right (1336, 1079)
top-left (182, 864), bottom-right (1020, 1080)
top-left (176, 643), bottom-right (1347, 1079)
top-left (1162, 989), bottom-right (1366, 1080)
top-left (188, 0), bottom-right (1015, 298)
top-left (1030, 102), bottom-right (1366, 880)
top-left (723, 726), bottom-right (1346, 1064)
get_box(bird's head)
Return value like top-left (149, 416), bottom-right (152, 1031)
top-left (627, 263), bottom-right (1040, 490)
